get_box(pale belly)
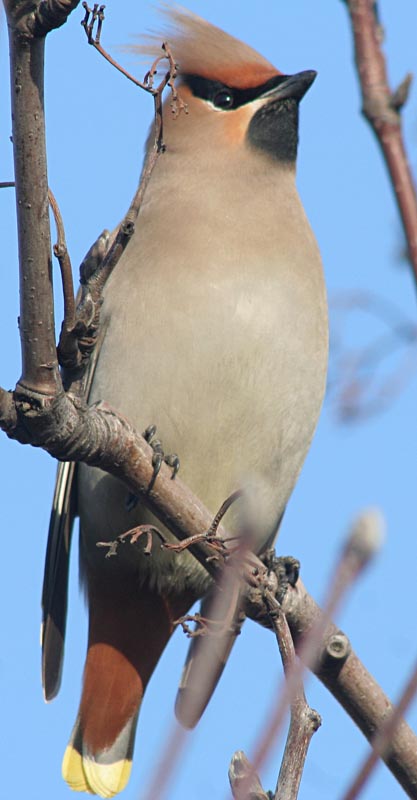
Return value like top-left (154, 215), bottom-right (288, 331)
top-left (78, 238), bottom-right (327, 598)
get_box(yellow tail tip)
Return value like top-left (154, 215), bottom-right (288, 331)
top-left (62, 744), bottom-right (92, 793)
top-left (62, 743), bottom-right (132, 797)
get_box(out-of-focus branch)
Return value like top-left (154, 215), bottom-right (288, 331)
top-left (328, 291), bottom-right (417, 422)
top-left (343, 0), bottom-right (417, 290)
top-left (139, 514), bottom-right (417, 800)
top-left (229, 752), bottom-right (270, 800)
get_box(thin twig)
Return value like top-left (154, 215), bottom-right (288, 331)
top-left (60, 7), bottom-right (183, 384)
top-left (82, 4), bottom-right (168, 93)
top-left (344, 0), bottom-right (417, 291)
top-left (207, 489), bottom-right (244, 536)
top-left (163, 489), bottom-right (244, 555)
top-left (264, 591), bottom-right (321, 800)
top-left (237, 511), bottom-right (384, 797)
top-left (96, 523), bottom-right (164, 558)
top-left (81, 3), bottom-right (185, 145)
top-left (48, 188), bottom-right (76, 333)
top-left (233, 589), bottom-right (320, 800)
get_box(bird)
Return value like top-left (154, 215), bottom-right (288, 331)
top-left (41, 7), bottom-right (328, 798)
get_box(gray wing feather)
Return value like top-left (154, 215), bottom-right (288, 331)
top-left (41, 460), bottom-right (77, 701)
top-left (41, 317), bottom-right (108, 701)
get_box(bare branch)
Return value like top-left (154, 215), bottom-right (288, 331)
top-left (58, 9), bottom-right (183, 386)
top-left (344, 0), bottom-right (417, 291)
top-left (48, 188), bottom-right (76, 333)
top-left (341, 655), bottom-right (417, 800)
top-left (246, 512), bottom-right (383, 774)
top-left (6, 4), bottom-right (61, 396)
top-left (265, 590), bottom-right (321, 800)
top-left (282, 578), bottom-right (417, 798)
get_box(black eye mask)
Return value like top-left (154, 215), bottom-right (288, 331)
top-left (182, 73), bottom-right (293, 111)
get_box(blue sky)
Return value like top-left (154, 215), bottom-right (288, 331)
top-left (1, 2), bottom-right (417, 799)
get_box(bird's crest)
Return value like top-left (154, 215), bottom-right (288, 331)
top-left (133, 5), bottom-right (280, 88)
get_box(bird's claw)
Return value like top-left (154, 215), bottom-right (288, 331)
top-left (143, 423), bottom-right (180, 483)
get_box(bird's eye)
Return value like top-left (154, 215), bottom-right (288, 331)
top-left (212, 89), bottom-right (234, 109)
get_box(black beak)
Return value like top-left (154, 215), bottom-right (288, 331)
top-left (262, 70), bottom-right (317, 103)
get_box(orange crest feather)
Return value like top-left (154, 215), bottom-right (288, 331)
top-left (131, 5), bottom-right (280, 88)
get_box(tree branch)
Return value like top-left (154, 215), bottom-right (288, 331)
top-left (7, 5), bottom-right (61, 395)
top-left (344, 0), bottom-right (417, 290)
top-left (341, 654), bottom-right (417, 800)
top-left (19, 0), bottom-right (80, 37)
top-left (281, 578), bottom-right (417, 798)
top-left (265, 590), bottom-right (321, 800)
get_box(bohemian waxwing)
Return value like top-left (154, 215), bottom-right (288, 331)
top-left (41, 7), bottom-right (328, 797)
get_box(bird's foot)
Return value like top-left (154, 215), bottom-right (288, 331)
top-left (143, 423), bottom-right (180, 486)
top-left (259, 551), bottom-right (300, 588)
top-left (126, 424), bottom-right (180, 505)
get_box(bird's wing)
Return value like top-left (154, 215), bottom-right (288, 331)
top-left (41, 460), bottom-right (77, 701)
top-left (41, 319), bottom-right (108, 701)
